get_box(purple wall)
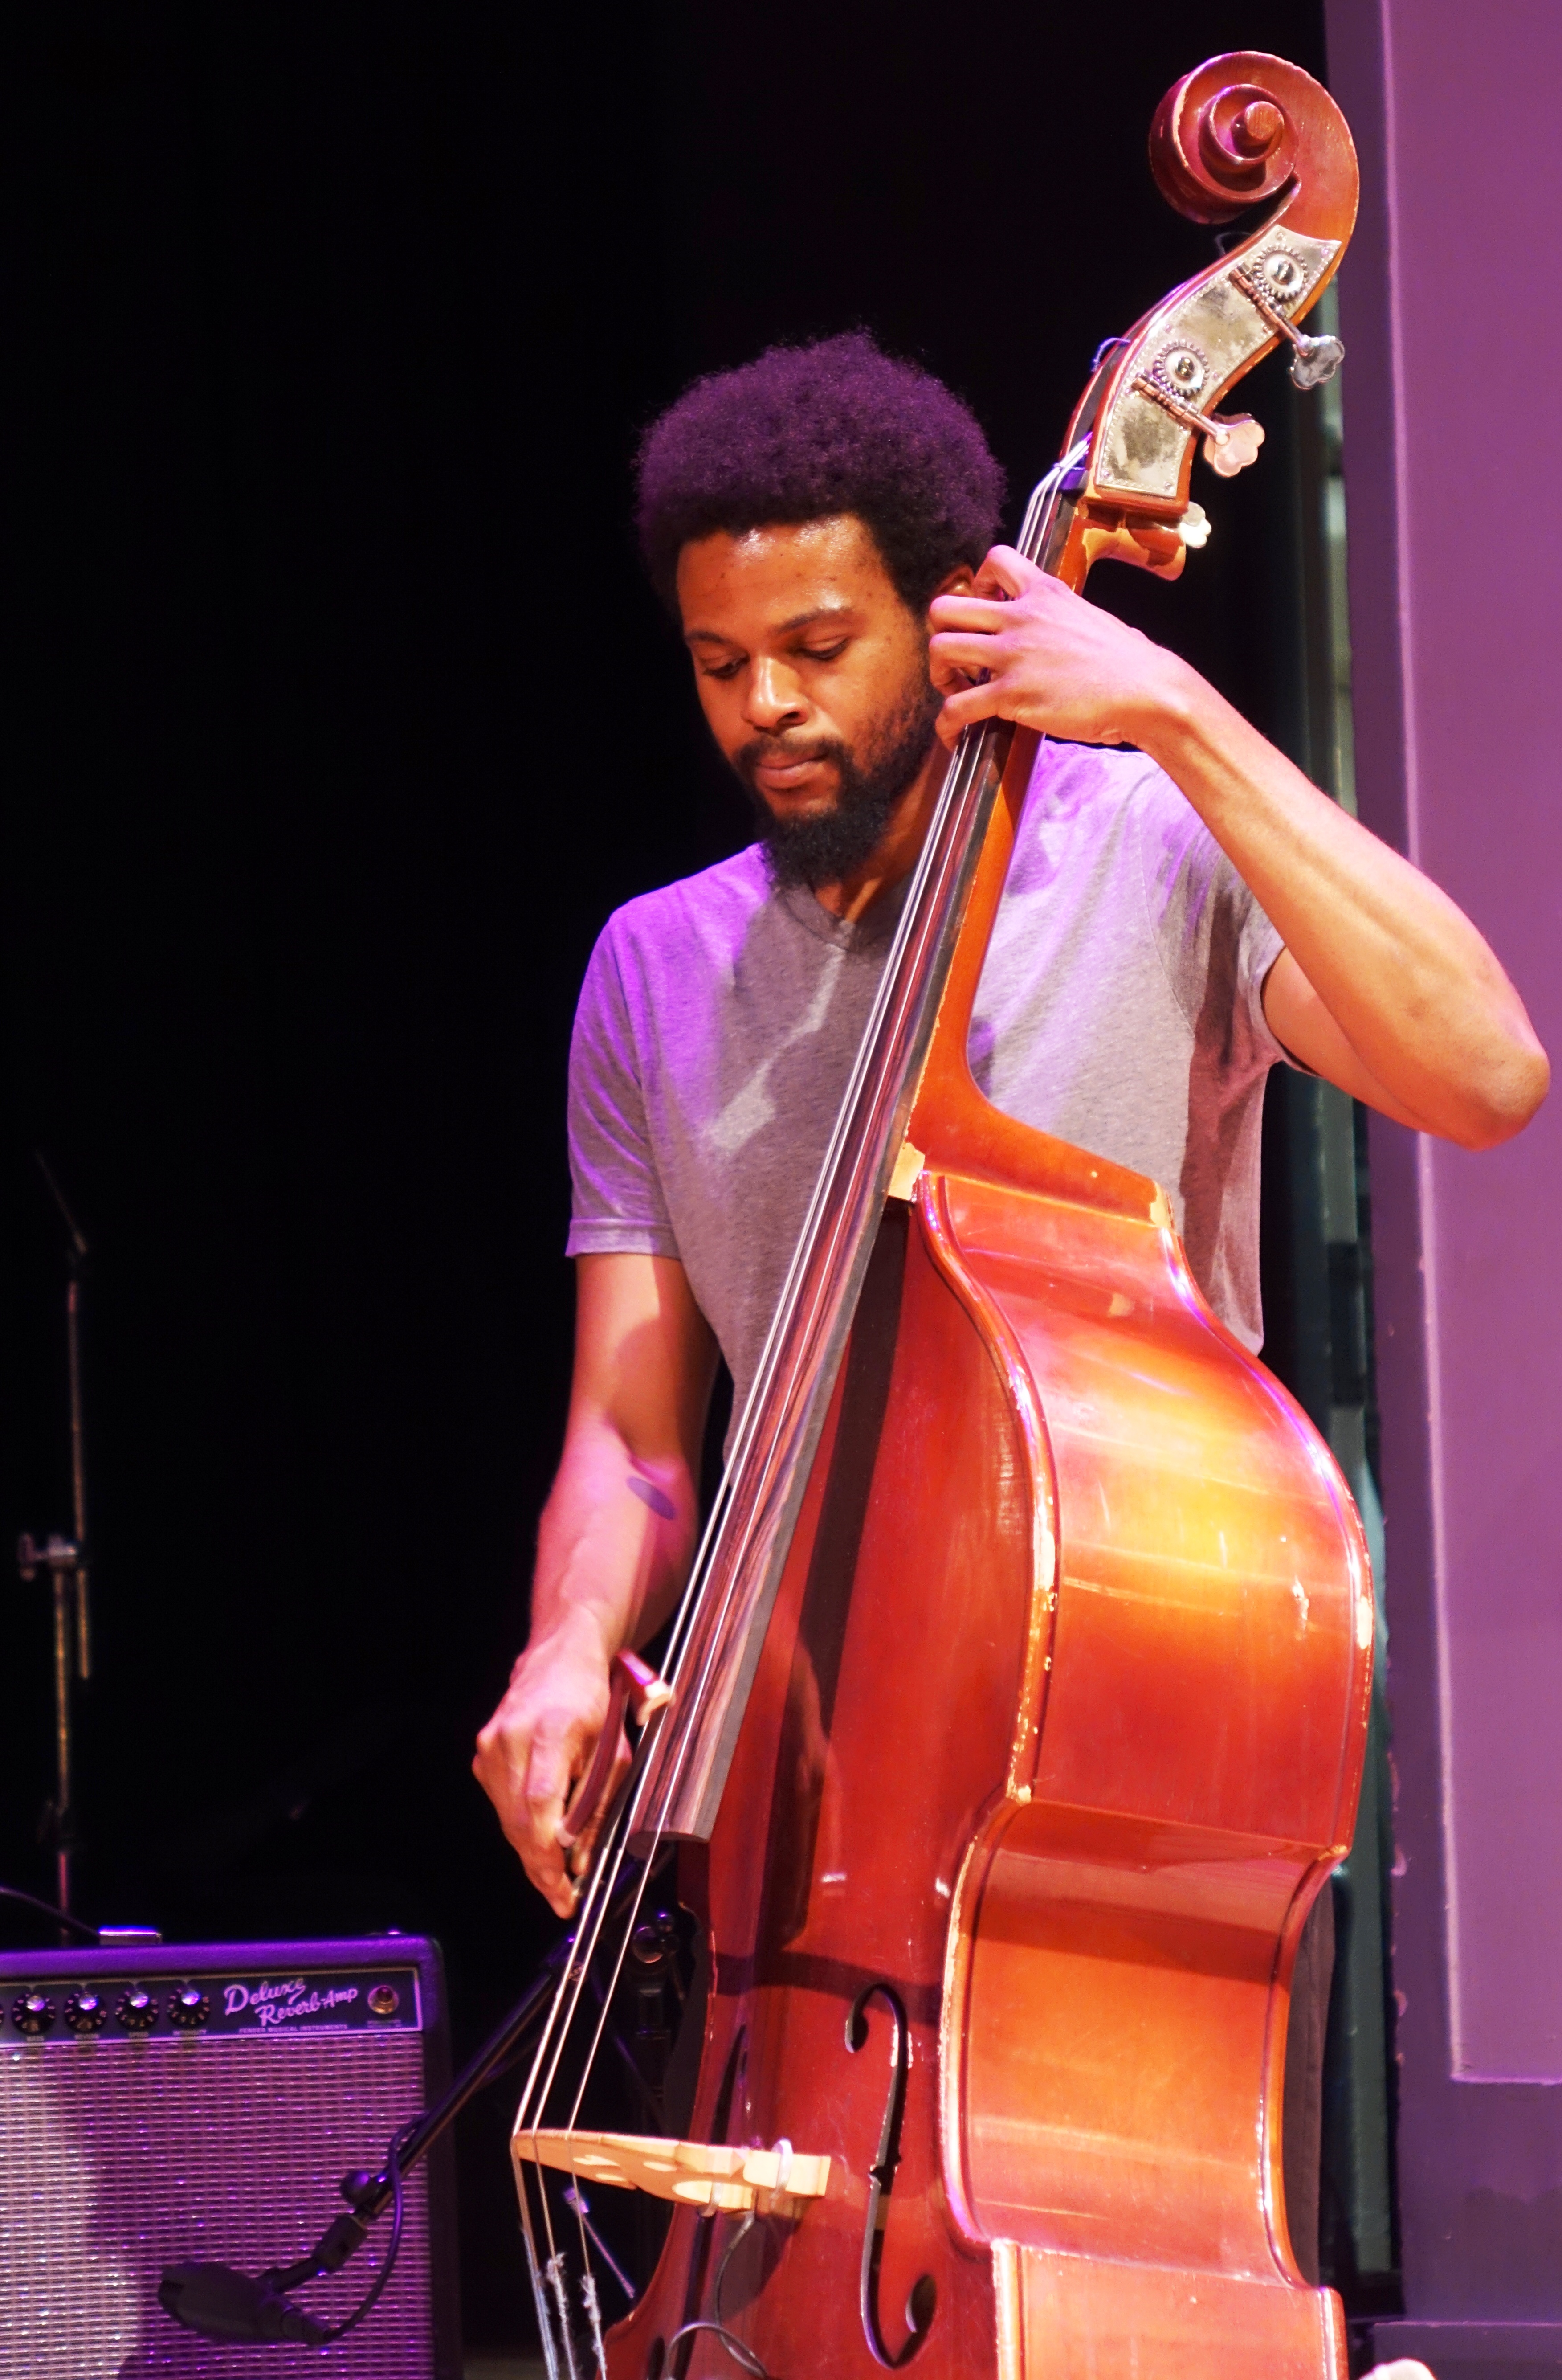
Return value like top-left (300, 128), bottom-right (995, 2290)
top-left (1324, 0), bottom-right (1562, 2353)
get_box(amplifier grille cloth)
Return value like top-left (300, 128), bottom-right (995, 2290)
top-left (0, 2029), bottom-right (433, 2376)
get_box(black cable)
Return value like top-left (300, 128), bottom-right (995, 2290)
top-left (311, 2122), bottom-right (412, 2343)
top-left (714, 2212), bottom-right (756, 2324)
top-left (660, 2212), bottom-right (777, 2376)
top-left (664, 2319), bottom-right (774, 2377)
top-left (0, 1883), bottom-right (98, 1942)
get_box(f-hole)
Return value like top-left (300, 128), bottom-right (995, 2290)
top-left (845, 1983), bottom-right (935, 2367)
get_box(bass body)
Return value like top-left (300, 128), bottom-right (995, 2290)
top-left (614, 963), bottom-right (1372, 2378)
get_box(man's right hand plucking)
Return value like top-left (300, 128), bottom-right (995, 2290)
top-left (473, 1615), bottom-right (623, 1918)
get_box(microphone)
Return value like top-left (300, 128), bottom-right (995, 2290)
top-left (160, 2177), bottom-right (384, 2345)
top-left (158, 2261), bottom-right (331, 2346)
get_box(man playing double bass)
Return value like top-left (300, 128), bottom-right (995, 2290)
top-left (473, 332), bottom-right (1546, 2269)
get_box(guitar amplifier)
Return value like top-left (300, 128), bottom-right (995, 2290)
top-left (0, 1934), bottom-right (461, 2379)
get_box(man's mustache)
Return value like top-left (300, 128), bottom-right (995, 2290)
top-left (732, 735), bottom-right (847, 785)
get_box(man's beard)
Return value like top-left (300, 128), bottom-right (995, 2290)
top-left (732, 674), bottom-right (942, 891)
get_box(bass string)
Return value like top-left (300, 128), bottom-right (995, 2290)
top-left (512, 447), bottom-right (1087, 2340)
top-left (513, 446), bottom-right (1081, 2143)
top-left (511, 1674), bottom-right (694, 2163)
top-left (510, 757), bottom-right (1024, 2379)
top-left (515, 442), bottom-right (1083, 2136)
top-left (512, 1786), bottom-right (658, 2372)
top-left (504, 761), bottom-right (995, 2301)
top-left (512, 511), bottom-right (1043, 2199)
top-left (636, 438), bottom-right (1086, 1799)
top-left (518, 2185), bottom-right (564, 2380)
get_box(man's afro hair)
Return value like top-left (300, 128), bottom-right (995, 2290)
top-left (635, 331), bottom-right (1005, 616)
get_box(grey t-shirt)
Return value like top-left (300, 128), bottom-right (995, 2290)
top-left (565, 739), bottom-right (1288, 1418)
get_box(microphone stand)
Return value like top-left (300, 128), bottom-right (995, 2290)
top-left (16, 1154), bottom-right (92, 1924)
top-left (160, 1865), bottom-right (663, 2347)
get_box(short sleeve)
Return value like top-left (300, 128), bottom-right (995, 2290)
top-left (1133, 768), bottom-right (1292, 1082)
top-left (1228, 864), bottom-right (1290, 1073)
top-left (564, 920), bottom-right (681, 1260)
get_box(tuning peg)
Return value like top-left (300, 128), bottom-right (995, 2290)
top-left (1229, 262), bottom-right (1344, 389)
top-left (1286, 332), bottom-right (1345, 390)
top-left (1202, 415), bottom-right (1265, 476)
top-left (1132, 372), bottom-right (1266, 479)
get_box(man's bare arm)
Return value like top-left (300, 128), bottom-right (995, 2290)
top-left (930, 551), bottom-right (1549, 1149)
top-left (473, 1252), bottom-right (717, 1914)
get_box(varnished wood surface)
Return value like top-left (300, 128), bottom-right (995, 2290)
top-left (608, 1164), bottom-right (1368, 2376)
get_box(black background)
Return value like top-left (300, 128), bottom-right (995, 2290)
top-left (8, 0), bottom-right (1327, 2350)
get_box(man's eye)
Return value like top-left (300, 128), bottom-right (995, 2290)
top-left (701, 658), bottom-right (743, 680)
top-left (800, 640), bottom-right (848, 663)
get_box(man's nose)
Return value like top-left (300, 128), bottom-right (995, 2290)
top-left (743, 657), bottom-right (807, 735)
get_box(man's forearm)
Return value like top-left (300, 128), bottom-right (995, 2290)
top-left (527, 1418), bottom-right (697, 1667)
top-left (1137, 662), bottom-right (1548, 1146)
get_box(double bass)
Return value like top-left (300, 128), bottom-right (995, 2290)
top-left (514, 53), bottom-right (1370, 2380)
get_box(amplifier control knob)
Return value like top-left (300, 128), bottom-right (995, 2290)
top-left (168, 1985), bottom-right (210, 2030)
top-left (116, 1985), bottom-right (158, 2032)
top-left (11, 1990), bottom-right (56, 2037)
top-left (64, 1991), bottom-right (107, 2035)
